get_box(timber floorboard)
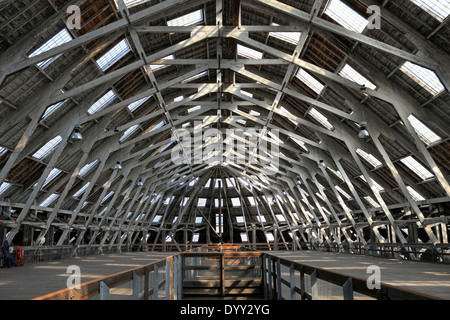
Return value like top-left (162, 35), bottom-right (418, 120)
top-left (269, 251), bottom-right (450, 300)
top-left (0, 251), bottom-right (173, 300)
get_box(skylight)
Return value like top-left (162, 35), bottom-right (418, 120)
top-left (408, 115), bottom-right (441, 145)
top-left (324, 0), bottom-right (368, 33)
top-left (328, 167), bottom-right (344, 181)
top-left (291, 137), bottom-right (309, 152)
top-left (231, 198), bottom-right (241, 207)
top-left (236, 216), bottom-right (245, 223)
top-left (195, 217), bottom-right (203, 224)
top-left (339, 64), bottom-right (377, 90)
top-left (79, 159), bottom-right (99, 177)
top-left (269, 23), bottom-right (302, 45)
top-left (182, 71), bottom-right (209, 84)
top-left (120, 125), bottom-right (140, 143)
top-left (42, 168), bottom-right (62, 188)
top-left (148, 55), bottom-right (174, 72)
top-left (279, 106), bottom-right (299, 126)
top-left (197, 198), bottom-right (207, 207)
top-left (237, 44), bottom-right (263, 59)
top-left (128, 96), bottom-right (152, 113)
top-left (101, 191), bottom-right (114, 205)
top-left (167, 9), bottom-right (204, 26)
top-left (359, 175), bottom-right (384, 192)
top-left (33, 135), bottom-right (63, 160)
top-left (266, 232), bottom-right (275, 242)
top-left (153, 215), bottom-right (163, 223)
top-left (88, 90), bottom-right (116, 115)
top-left (257, 215), bottom-right (266, 223)
top-left (74, 182), bottom-right (90, 198)
top-left (309, 108), bottom-right (334, 131)
top-left (400, 156), bottom-right (434, 180)
top-left (296, 69), bottom-right (325, 95)
top-left (96, 39), bottom-right (131, 72)
top-left (335, 185), bottom-right (352, 200)
top-left (0, 182), bottom-right (12, 196)
top-left (407, 186), bottom-right (425, 201)
top-left (40, 193), bottom-right (59, 207)
top-left (410, 0), bottom-right (450, 22)
top-left (400, 61), bottom-right (445, 96)
top-left (364, 196), bottom-right (379, 208)
top-left (192, 233), bottom-right (200, 242)
top-left (28, 28), bottom-right (73, 69)
top-left (240, 232), bottom-right (249, 242)
top-left (247, 196), bottom-right (256, 206)
top-left (41, 101), bottom-right (66, 121)
top-left (356, 148), bottom-right (383, 168)
top-left (114, 0), bottom-right (150, 9)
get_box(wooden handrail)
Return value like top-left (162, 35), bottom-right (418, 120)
top-left (264, 253), bottom-right (444, 300)
top-left (33, 255), bottom-right (177, 300)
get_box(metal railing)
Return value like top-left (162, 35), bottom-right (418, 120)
top-left (261, 253), bottom-right (444, 300)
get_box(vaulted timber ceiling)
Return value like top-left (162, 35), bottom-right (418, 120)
top-left (0, 0), bottom-right (449, 248)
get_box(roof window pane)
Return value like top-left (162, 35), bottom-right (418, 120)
top-left (115, 0), bottom-right (150, 8)
top-left (128, 95), bottom-right (152, 112)
top-left (74, 182), bottom-right (90, 198)
top-left (356, 148), bottom-right (383, 168)
top-left (295, 69), bottom-right (325, 94)
top-left (33, 135), bottom-right (63, 160)
top-left (40, 193), bottom-right (59, 207)
top-left (79, 159), bottom-right (99, 177)
top-left (120, 124), bottom-right (140, 143)
top-left (335, 185), bottom-right (352, 200)
top-left (408, 115), bottom-right (441, 145)
top-left (269, 23), bottom-right (302, 44)
top-left (96, 39), bottom-right (131, 72)
top-left (309, 108), bottom-right (334, 131)
top-left (231, 198), bottom-right (241, 207)
top-left (410, 0), bottom-right (450, 22)
top-left (339, 64), bottom-right (377, 90)
top-left (42, 168), bottom-right (63, 188)
top-left (28, 28), bottom-right (73, 69)
top-left (406, 186), bottom-right (425, 201)
top-left (148, 55), bottom-right (174, 72)
top-left (364, 196), bottom-right (379, 208)
top-left (167, 9), bottom-right (204, 26)
top-left (0, 182), bottom-right (12, 196)
top-left (41, 101), bottom-right (67, 121)
top-left (400, 156), bottom-right (434, 180)
top-left (237, 44), bottom-right (263, 59)
top-left (88, 90), bottom-right (116, 115)
top-left (324, 0), bottom-right (368, 33)
top-left (400, 61), bottom-right (445, 96)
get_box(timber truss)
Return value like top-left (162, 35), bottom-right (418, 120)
top-left (0, 0), bottom-right (449, 254)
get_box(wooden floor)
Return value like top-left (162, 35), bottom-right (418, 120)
top-left (269, 251), bottom-right (450, 300)
top-left (1, 250), bottom-right (449, 300)
top-left (0, 252), bottom-right (174, 300)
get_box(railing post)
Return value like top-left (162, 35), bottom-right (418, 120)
top-left (289, 263), bottom-right (296, 300)
top-left (220, 253), bottom-right (225, 296)
top-left (144, 266), bottom-right (149, 300)
top-left (267, 256), bottom-right (273, 299)
top-left (153, 265), bottom-right (159, 300)
top-left (132, 271), bottom-right (140, 300)
top-left (343, 278), bottom-right (354, 300)
top-left (99, 281), bottom-right (110, 300)
top-left (300, 266), bottom-right (306, 300)
top-left (276, 259), bottom-right (282, 300)
top-left (311, 269), bottom-right (318, 300)
top-left (165, 259), bottom-right (171, 300)
top-left (173, 256), bottom-right (178, 300)
top-left (262, 254), bottom-right (268, 300)
top-left (178, 255), bottom-right (183, 299)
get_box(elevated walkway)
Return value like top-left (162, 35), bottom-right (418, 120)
top-left (0, 244), bottom-right (448, 300)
